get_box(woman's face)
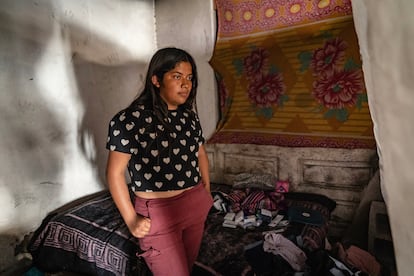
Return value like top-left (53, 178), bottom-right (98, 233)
top-left (152, 61), bottom-right (193, 110)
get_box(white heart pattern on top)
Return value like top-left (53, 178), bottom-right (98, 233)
top-left (110, 145), bottom-right (116, 151)
top-left (110, 121), bottom-right (115, 127)
top-left (118, 108), bottom-right (203, 191)
top-left (155, 182), bottom-right (163, 188)
top-left (121, 139), bottom-right (129, 146)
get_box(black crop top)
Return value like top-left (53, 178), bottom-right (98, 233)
top-left (106, 105), bottom-right (205, 192)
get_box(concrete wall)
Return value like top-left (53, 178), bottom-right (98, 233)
top-left (0, 0), bottom-right (156, 239)
top-left (155, 0), bottom-right (219, 139)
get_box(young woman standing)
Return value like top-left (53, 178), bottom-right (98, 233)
top-left (105, 47), bottom-right (213, 275)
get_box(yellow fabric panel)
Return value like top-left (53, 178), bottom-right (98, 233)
top-left (209, 0), bottom-right (375, 148)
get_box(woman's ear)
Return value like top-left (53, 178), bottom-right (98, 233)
top-left (151, 75), bottom-right (160, 88)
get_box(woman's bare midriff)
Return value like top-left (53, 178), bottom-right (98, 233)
top-left (134, 186), bottom-right (194, 199)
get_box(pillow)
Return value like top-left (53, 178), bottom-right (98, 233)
top-left (28, 190), bottom-right (151, 276)
top-left (233, 173), bottom-right (277, 190)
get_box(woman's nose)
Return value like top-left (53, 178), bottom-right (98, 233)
top-left (182, 78), bottom-right (190, 88)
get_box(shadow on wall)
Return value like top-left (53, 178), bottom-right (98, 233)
top-left (0, 1), bottom-right (147, 239)
top-left (72, 58), bottom-right (145, 184)
top-left (64, 23), bottom-right (147, 184)
top-left (0, 1), bottom-right (64, 268)
top-left (0, 2), bottom-right (65, 233)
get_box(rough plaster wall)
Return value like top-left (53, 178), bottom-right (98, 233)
top-left (205, 143), bottom-right (377, 238)
top-left (352, 1), bottom-right (414, 274)
top-left (154, 0), bottom-right (219, 139)
top-left (0, 0), bottom-right (156, 242)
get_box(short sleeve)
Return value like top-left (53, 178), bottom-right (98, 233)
top-left (106, 109), bottom-right (139, 154)
top-left (193, 112), bottom-right (205, 146)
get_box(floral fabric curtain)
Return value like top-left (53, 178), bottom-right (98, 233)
top-left (208, 0), bottom-right (375, 149)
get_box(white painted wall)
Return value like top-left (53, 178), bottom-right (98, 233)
top-left (155, 0), bottom-right (219, 139)
top-left (352, 1), bottom-right (414, 274)
top-left (0, 0), bottom-right (156, 236)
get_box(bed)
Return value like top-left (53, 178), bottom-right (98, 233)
top-left (27, 178), bottom-right (338, 276)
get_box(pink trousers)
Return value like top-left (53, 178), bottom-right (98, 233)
top-left (134, 183), bottom-right (213, 276)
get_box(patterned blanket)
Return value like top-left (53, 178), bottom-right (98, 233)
top-left (209, 0), bottom-right (375, 149)
top-left (28, 190), bottom-right (149, 276)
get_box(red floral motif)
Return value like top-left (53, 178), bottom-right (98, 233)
top-left (248, 73), bottom-right (286, 107)
top-left (218, 79), bottom-right (229, 113)
top-left (312, 69), bottom-right (364, 109)
top-left (311, 38), bottom-right (347, 75)
top-left (243, 48), bottom-right (269, 79)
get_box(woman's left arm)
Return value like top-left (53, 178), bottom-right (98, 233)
top-left (198, 144), bottom-right (211, 193)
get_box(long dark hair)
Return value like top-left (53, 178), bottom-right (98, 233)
top-left (129, 47), bottom-right (199, 124)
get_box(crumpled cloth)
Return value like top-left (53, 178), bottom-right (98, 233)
top-left (263, 232), bottom-right (307, 271)
top-left (337, 243), bottom-right (381, 276)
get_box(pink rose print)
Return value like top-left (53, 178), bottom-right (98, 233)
top-left (312, 69), bottom-right (364, 109)
top-left (311, 38), bottom-right (347, 75)
top-left (248, 72), bottom-right (286, 107)
top-left (243, 48), bottom-right (269, 79)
